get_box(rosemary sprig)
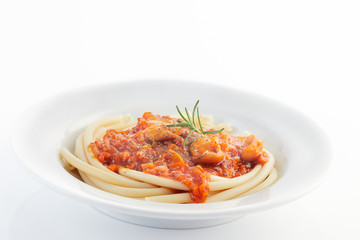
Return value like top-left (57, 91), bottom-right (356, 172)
top-left (167, 100), bottom-right (224, 147)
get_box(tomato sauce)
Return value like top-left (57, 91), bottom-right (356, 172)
top-left (89, 112), bottom-right (269, 203)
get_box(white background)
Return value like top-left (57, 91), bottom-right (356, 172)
top-left (1, 0), bottom-right (359, 239)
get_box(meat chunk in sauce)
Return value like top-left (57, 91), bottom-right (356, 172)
top-left (189, 138), bottom-right (225, 164)
top-left (240, 135), bottom-right (263, 162)
top-left (144, 125), bottom-right (182, 142)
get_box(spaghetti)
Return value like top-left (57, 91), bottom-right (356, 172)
top-left (60, 112), bottom-right (277, 203)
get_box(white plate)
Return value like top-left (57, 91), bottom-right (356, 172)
top-left (11, 80), bottom-right (332, 229)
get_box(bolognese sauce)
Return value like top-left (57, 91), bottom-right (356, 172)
top-left (89, 112), bottom-right (269, 203)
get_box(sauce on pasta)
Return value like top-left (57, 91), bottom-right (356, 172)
top-left (89, 112), bottom-right (269, 203)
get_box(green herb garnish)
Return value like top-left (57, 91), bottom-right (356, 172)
top-left (167, 100), bottom-right (224, 147)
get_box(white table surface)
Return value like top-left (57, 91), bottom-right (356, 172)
top-left (1, 0), bottom-right (359, 239)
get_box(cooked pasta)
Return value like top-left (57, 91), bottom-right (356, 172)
top-left (60, 112), bottom-right (277, 203)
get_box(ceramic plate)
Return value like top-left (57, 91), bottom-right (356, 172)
top-left (11, 80), bottom-right (332, 228)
